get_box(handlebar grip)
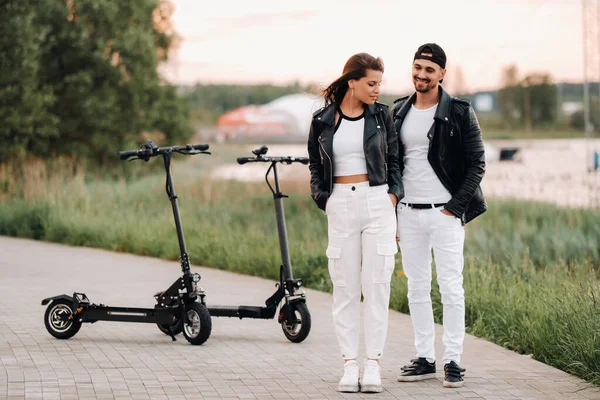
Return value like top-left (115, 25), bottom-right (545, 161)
top-left (119, 150), bottom-right (138, 160)
top-left (191, 144), bottom-right (209, 151)
top-left (237, 157), bottom-right (251, 165)
top-left (297, 157), bottom-right (309, 165)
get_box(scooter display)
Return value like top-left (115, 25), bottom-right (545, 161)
top-left (41, 140), bottom-right (212, 345)
top-left (158, 145), bottom-right (312, 343)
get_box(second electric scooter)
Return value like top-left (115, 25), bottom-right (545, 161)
top-left (158, 145), bottom-right (312, 343)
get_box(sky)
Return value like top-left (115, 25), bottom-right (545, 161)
top-left (160, 0), bottom-right (589, 95)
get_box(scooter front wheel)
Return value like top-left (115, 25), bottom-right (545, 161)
top-left (182, 303), bottom-right (212, 345)
top-left (281, 302), bottom-right (311, 343)
top-left (44, 300), bottom-right (82, 339)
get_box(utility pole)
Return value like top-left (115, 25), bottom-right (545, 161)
top-left (582, 0), bottom-right (600, 136)
top-left (582, 0), bottom-right (600, 210)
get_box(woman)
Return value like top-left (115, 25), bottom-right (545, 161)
top-left (307, 53), bottom-right (402, 393)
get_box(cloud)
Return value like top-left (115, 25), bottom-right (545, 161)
top-left (182, 10), bottom-right (318, 43)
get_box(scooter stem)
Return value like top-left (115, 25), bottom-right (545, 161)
top-left (163, 153), bottom-right (190, 274)
top-left (271, 163), bottom-right (294, 288)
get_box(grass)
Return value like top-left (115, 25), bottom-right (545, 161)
top-left (1, 155), bottom-right (599, 386)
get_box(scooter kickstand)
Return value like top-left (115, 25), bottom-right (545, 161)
top-left (168, 326), bottom-right (177, 342)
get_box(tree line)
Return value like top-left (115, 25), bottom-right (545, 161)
top-left (184, 68), bottom-right (597, 133)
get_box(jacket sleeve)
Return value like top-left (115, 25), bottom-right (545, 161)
top-left (307, 119), bottom-right (329, 210)
top-left (444, 105), bottom-right (486, 218)
top-left (384, 109), bottom-right (403, 201)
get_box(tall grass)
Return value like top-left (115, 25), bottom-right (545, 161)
top-left (1, 158), bottom-right (599, 385)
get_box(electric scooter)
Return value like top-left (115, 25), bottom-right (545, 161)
top-left (157, 145), bottom-right (312, 343)
top-left (41, 140), bottom-right (212, 345)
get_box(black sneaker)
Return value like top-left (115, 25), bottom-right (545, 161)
top-left (397, 358), bottom-right (436, 382)
top-left (443, 361), bottom-right (466, 388)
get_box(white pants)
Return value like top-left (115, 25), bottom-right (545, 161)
top-left (326, 182), bottom-right (397, 360)
top-left (397, 204), bottom-right (465, 365)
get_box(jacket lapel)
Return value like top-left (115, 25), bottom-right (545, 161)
top-left (363, 103), bottom-right (382, 142)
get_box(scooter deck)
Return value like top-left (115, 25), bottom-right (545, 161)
top-left (208, 305), bottom-right (276, 319)
top-left (80, 304), bottom-right (177, 324)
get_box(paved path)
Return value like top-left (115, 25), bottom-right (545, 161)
top-left (1, 236), bottom-right (598, 400)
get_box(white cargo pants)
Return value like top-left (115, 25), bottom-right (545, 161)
top-left (397, 203), bottom-right (466, 365)
top-left (326, 182), bottom-right (397, 360)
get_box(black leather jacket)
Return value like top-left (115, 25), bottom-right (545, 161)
top-left (392, 86), bottom-right (487, 224)
top-left (307, 102), bottom-right (402, 211)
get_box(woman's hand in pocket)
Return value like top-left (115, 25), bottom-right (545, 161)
top-left (388, 193), bottom-right (398, 208)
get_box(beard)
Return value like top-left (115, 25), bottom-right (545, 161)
top-left (414, 77), bottom-right (434, 93)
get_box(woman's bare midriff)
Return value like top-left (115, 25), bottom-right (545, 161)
top-left (334, 174), bottom-right (369, 184)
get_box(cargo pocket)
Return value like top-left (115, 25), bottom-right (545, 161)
top-left (326, 244), bottom-right (346, 287)
top-left (372, 241), bottom-right (397, 283)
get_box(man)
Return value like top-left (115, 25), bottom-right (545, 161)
top-left (392, 43), bottom-right (486, 388)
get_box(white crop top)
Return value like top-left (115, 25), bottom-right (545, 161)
top-left (332, 109), bottom-right (367, 177)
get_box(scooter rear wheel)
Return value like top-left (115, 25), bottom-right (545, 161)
top-left (44, 300), bottom-right (82, 339)
top-left (182, 303), bottom-right (212, 345)
top-left (281, 302), bottom-right (311, 343)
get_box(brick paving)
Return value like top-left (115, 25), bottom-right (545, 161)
top-left (0, 236), bottom-right (598, 399)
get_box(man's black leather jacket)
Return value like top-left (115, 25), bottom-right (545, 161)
top-left (392, 86), bottom-right (487, 223)
top-left (307, 102), bottom-right (402, 211)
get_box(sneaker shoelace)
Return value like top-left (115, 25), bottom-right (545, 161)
top-left (344, 362), bottom-right (359, 375)
top-left (364, 362), bottom-right (379, 378)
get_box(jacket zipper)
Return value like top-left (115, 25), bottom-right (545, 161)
top-left (318, 136), bottom-right (333, 193)
top-left (376, 114), bottom-right (388, 182)
top-left (318, 143), bottom-right (324, 164)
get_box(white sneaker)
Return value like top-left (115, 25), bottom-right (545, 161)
top-left (361, 359), bottom-right (382, 393)
top-left (337, 360), bottom-right (360, 392)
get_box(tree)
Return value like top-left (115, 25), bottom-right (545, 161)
top-left (497, 64), bottom-right (558, 130)
top-left (0, 0), bottom-right (191, 165)
top-left (522, 73), bottom-right (557, 129)
top-left (502, 65), bottom-right (520, 87)
top-left (570, 96), bottom-right (600, 131)
top-left (497, 65), bottom-right (521, 128)
top-left (0, 0), bottom-right (59, 161)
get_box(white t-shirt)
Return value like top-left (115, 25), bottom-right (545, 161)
top-left (333, 113), bottom-right (368, 176)
top-left (400, 104), bottom-right (451, 203)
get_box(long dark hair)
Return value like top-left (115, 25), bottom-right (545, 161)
top-left (322, 53), bottom-right (384, 105)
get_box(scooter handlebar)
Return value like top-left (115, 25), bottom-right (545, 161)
top-left (119, 141), bottom-right (210, 160)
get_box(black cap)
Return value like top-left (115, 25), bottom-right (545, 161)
top-left (413, 43), bottom-right (446, 69)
